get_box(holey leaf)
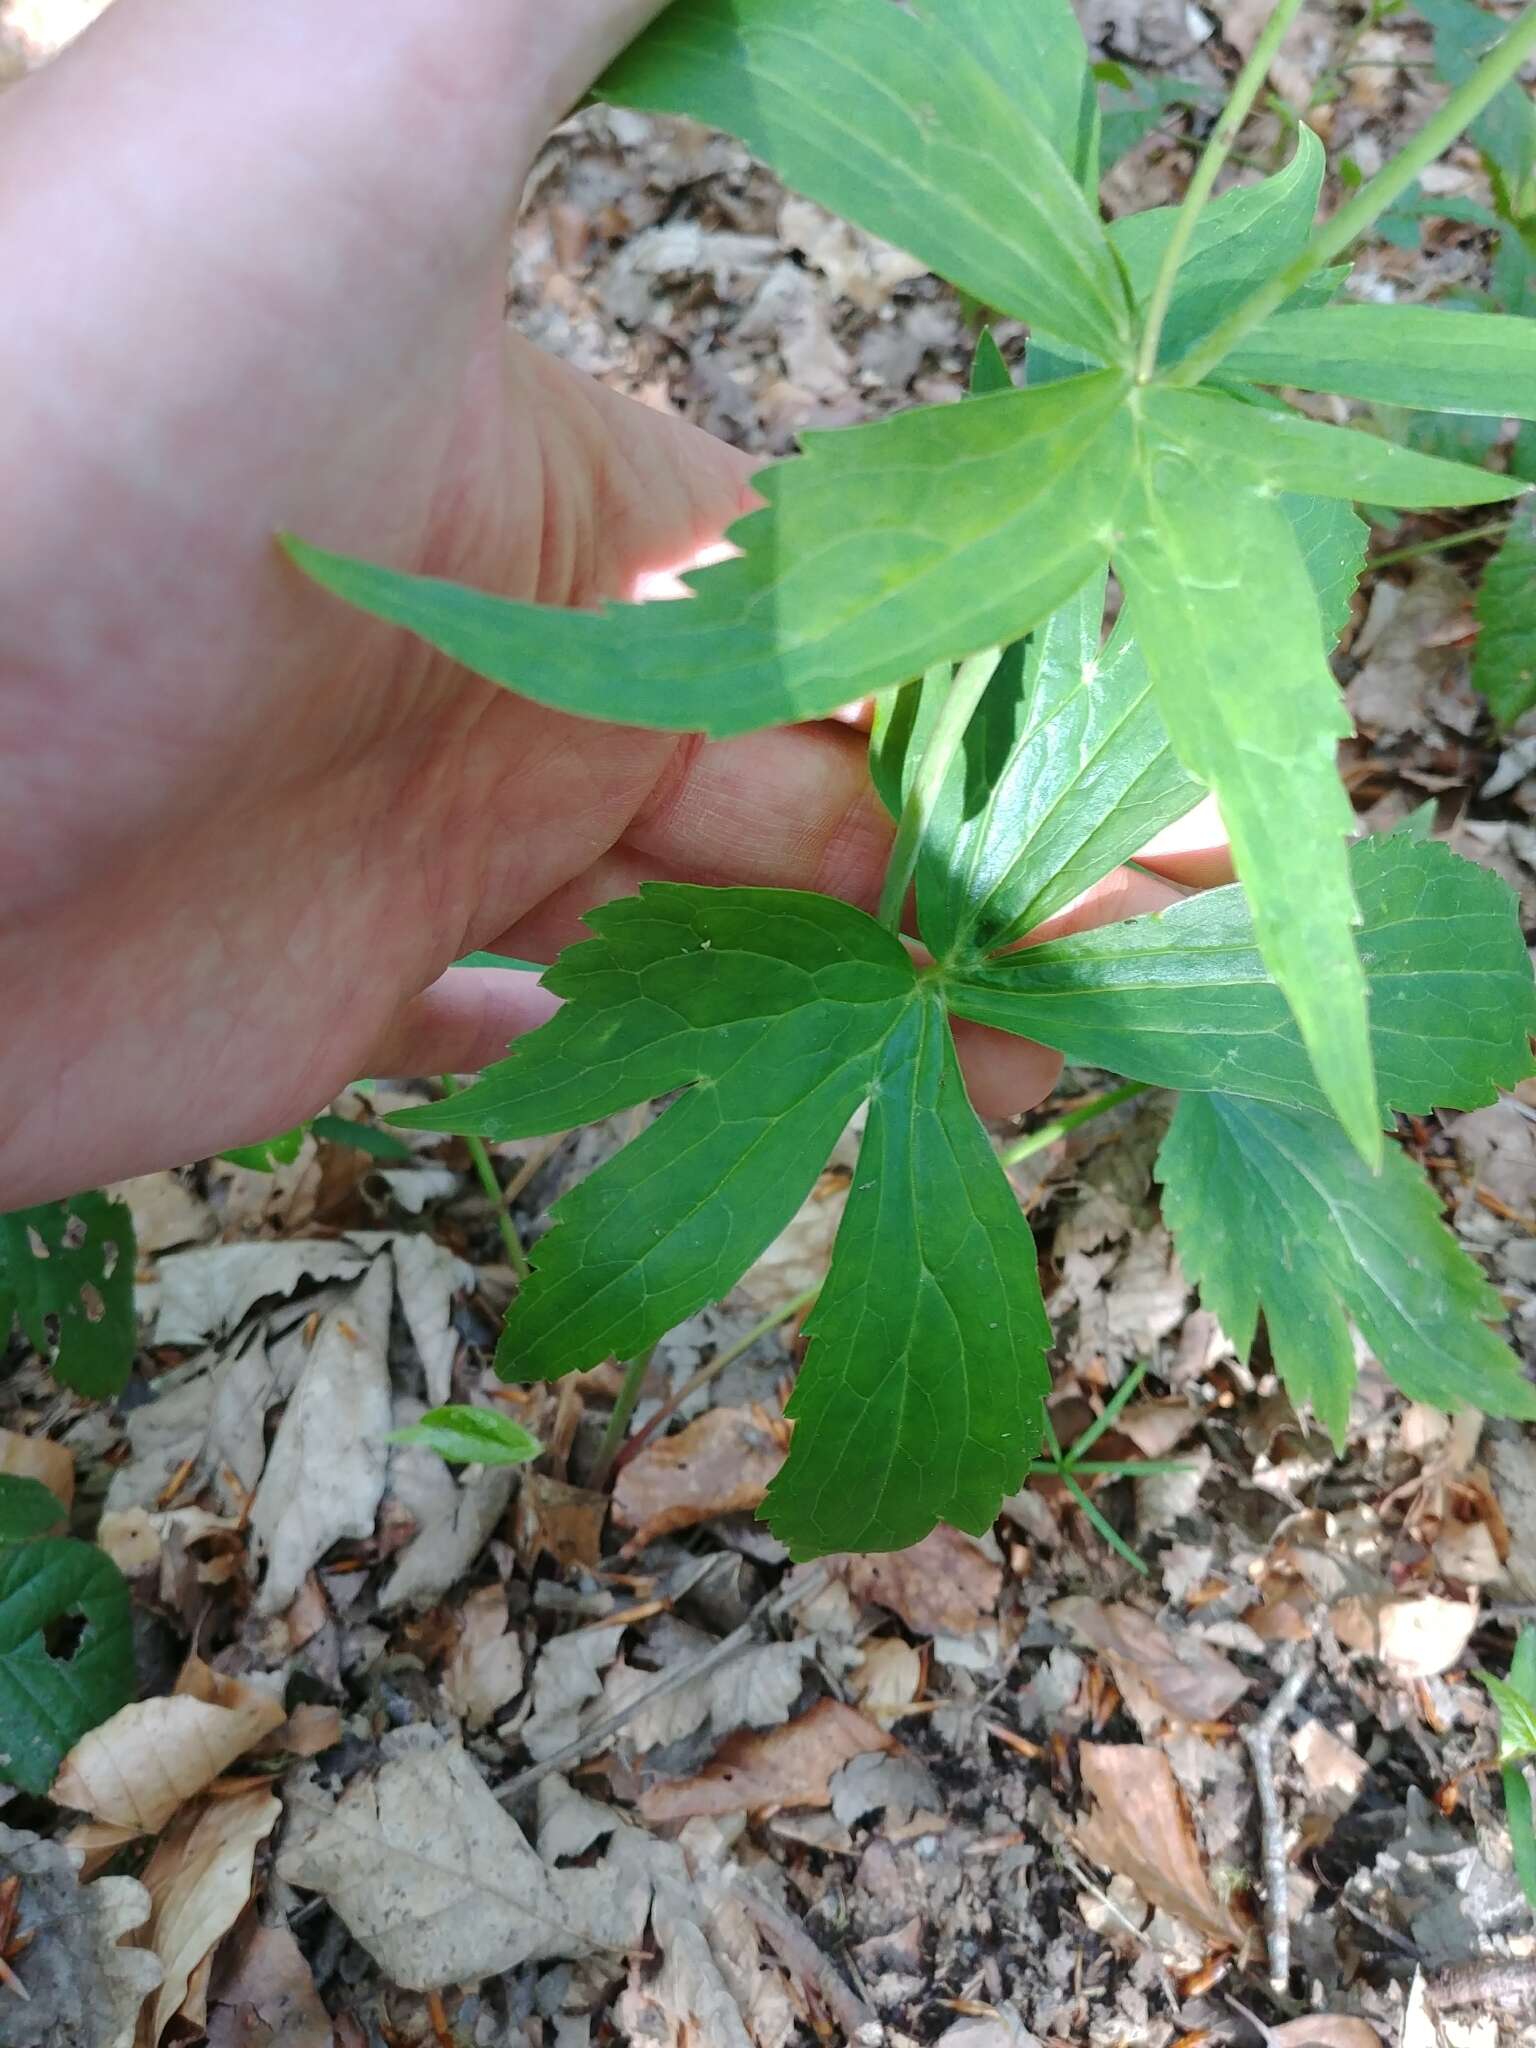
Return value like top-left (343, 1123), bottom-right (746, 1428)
top-left (1158, 1097), bottom-right (1536, 1449)
top-left (392, 888), bottom-right (1051, 1555)
top-left (0, 1190), bottom-right (137, 1399)
top-left (287, 371), bottom-right (1132, 739)
top-left (0, 1539), bottom-right (135, 1796)
top-left (598, 0), bottom-right (1130, 357)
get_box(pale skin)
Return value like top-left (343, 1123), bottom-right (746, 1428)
top-left (0, 0), bottom-right (1227, 1210)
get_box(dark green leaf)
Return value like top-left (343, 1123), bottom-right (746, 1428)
top-left (597, 0), bottom-right (1131, 358)
top-left (762, 988), bottom-right (1050, 1558)
top-left (219, 1126), bottom-right (307, 1172)
top-left (309, 1114), bottom-right (414, 1163)
top-left (1223, 305), bottom-right (1536, 419)
top-left (946, 834), bottom-right (1536, 1118)
top-left (0, 1539), bottom-right (135, 1795)
top-left (0, 1476), bottom-right (66, 1543)
top-left (0, 1192), bottom-right (137, 1400)
top-left (1157, 1094), bottom-right (1536, 1449)
top-left (287, 371), bottom-right (1132, 739)
top-left (915, 571), bottom-right (1204, 960)
top-left (1474, 502), bottom-right (1536, 725)
top-left (1144, 387), bottom-right (1522, 506)
top-left (388, 1405), bottom-right (543, 1467)
top-left (1113, 424), bottom-right (1378, 1161)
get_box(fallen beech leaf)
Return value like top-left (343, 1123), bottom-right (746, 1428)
top-left (249, 1259), bottom-right (394, 1615)
top-left (205, 1913), bottom-right (331, 2048)
top-left (272, 1704), bottom-right (342, 1758)
top-left (1291, 1718), bottom-right (1369, 1822)
top-left (1267, 2020), bottom-right (1383, 2047)
top-left (640, 1699), bottom-right (897, 1823)
top-left (278, 1744), bottom-right (658, 1990)
top-left (1075, 1742), bottom-right (1249, 1949)
top-left (52, 1658), bottom-right (285, 1834)
top-left (443, 1583), bottom-right (525, 1730)
top-left (851, 1638), bottom-right (924, 1712)
top-left (0, 1426), bottom-right (74, 1507)
top-left (132, 1788), bottom-right (280, 2047)
top-left (844, 1526), bottom-right (1001, 1637)
top-left (514, 1471), bottom-right (607, 1569)
top-left (1331, 1594), bottom-right (1479, 1680)
top-left (613, 1406), bottom-right (787, 1546)
top-left (1051, 1598), bottom-right (1250, 1723)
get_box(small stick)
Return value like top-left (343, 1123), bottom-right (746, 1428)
top-left (616, 1285), bottom-right (820, 1469)
top-left (1430, 1956), bottom-right (1536, 2012)
top-left (734, 1880), bottom-right (879, 2043)
top-left (1244, 1653), bottom-right (1313, 1996)
top-left (497, 1562), bottom-right (832, 1804)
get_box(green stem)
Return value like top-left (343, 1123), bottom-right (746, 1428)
top-left (439, 1075), bottom-right (529, 1282)
top-left (619, 1285), bottom-right (820, 1467)
top-left (877, 649), bottom-right (1003, 933)
top-left (1366, 518), bottom-right (1514, 573)
top-left (1136, 0), bottom-right (1309, 383)
top-left (1001, 1082), bottom-right (1152, 1166)
top-left (1166, 0), bottom-right (1536, 391)
top-left (592, 1345), bottom-right (657, 1487)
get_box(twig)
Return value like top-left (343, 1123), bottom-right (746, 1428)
top-left (734, 1879), bottom-right (880, 2043)
top-left (497, 1562), bottom-right (832, 1805)
top-left (616, 1286), bottom-right (820, 1469)
top-left (1430, 1955), bottom-right (1536, 2011)
top-left (1244, 1652), bottom-right (1314, 1996)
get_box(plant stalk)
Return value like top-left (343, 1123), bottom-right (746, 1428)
top-left (592, 1345), bottom-right (657, 1487)
top-left (1166, 0), bottom-right (1536, 391)
top-left (617, 1284), bottom-right (820, 1468)
top-left (439, 1075), bottom-right (530, 1281)
top-left (1366, 518), bottom-right (1513, 573)
top-left (1001, 1081), bottom-right (1152, 1166)
top-left (877, 649), bottom-right (1003, 933)
top-left (1136, 0), bottom-right (1309, 383)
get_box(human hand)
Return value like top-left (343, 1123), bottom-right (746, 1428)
top-left (0, 0), bottom-right (1225, 1208)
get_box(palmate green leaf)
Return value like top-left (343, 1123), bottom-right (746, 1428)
top-left (597, 0), bottom-right (1130, 358)
top-left (0, 1538), bottom-right (135, 1795)
top-left (391, 887), bottom-right (1052, 1553)
top-left (1474, 502), bottom-right (1536, 725)
top-left (0, 1191), bottom-right (137, 1400)
top-left (1157, 1094), bottom-right (1536, 1449)
top-left (763, 986), bottom-right (1050, 1559)
top-left (286, 371), bottom-right (1132, 739)
top-left (1223, 305), bottom-right (1536, 420)
top-left (915, 572), bottom-right (1204, 960)
top-left (1115, 420), bottom-right (1377, 1161)
top-left (946, 833), bottom-right (1536, 1117)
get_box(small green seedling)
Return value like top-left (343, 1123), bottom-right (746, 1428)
top-left (1028, 1362), bottom-right (1195, 1576)
top-left (1478, 1627), bottom-right (1536, 1911)
top-left (388, 1404), bottom-right (544, 1468)
top-left (278, 0), bottom-right (1536, 1559)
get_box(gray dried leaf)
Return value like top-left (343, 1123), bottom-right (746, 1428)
top-left (0, 1824), bottom-right (162, 2048)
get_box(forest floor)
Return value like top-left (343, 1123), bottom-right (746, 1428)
top-left (4, 4), bottom-right (1536, 2047)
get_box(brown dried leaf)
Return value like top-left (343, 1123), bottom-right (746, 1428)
top-left (205, 1914), bottom-right (332, 2048)
top-left (1051, 1598), bottom-right (1250, 1723)
top-left (514, 1471), bottom-right (607, 1569)
top-left (0, 1425), bottom-right (74, 1507)
top-left (640, 1700), bottom-right (897, 1824)
top-left (52, 1658), bottom-right (285, 1834)
top-left (1330, 1594), bottom-right (1478, 1680)
top-left (851, 1639), bottom-right (923, 1713)
top-left (1267, 2022), bottom-right (1383, 2048)
top-left (613, 1407), bottom-right (787, 1546)
top-left (1075, 1742), bottom-right (1248, 1949)
top-left (844, 1526), bottom-right (1002, 1638)
top-left (131, 1788), bottom-right (280, 2047)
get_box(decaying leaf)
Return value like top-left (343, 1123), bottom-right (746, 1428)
top-left (1051, 1598), bottom-right (1251, 1724)
top-left (279, 1743), bottom-right (656, 1991)
top-left (851, 1637), bottom-right (924, 1713)
top-left (522, 1622), bottom-right (627, 1763)
top-left (52, 1657), bottom-right (285, 1835)
top-left (205, 1914), bottom-right (332, 2048)
top-left (515, 1471), bottom-right (608, 1569)
top-left (603, 1625), bottom-right (810, 1754)
top-left (1075, 1742), bottom-right (1249, 1949)
top-left (249, 1258), bottom-right (394, 1614)
top-left (0, 1824), bottom-right (163, 2048)
top-left (640, 1699), bottom-right (898, 1823)
top-left (378, 1425), bottom-right (516, 1612)
top-left (0, 1427), bottom-right (74, 1507)
top-left (613, 1406), bottom-right (788, 1546)
top-left (844, 1525), bottom-right (1002, 1638)
top-left (1266, 2019), bottom-right (1383, 2047)
top-left (442, 1582), bottom-right (526, 1729)
top-left (132, 1788), bottom-right (280, 2046)
top-left (1331, 1594), bottom-right (1479, 1680)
